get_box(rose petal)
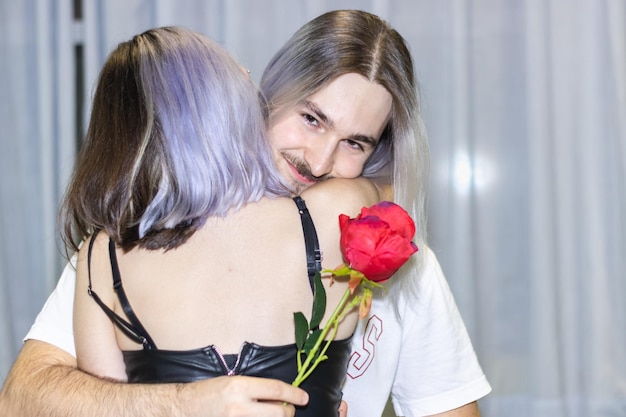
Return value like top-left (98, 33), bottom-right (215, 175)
top-left (360, 202), bottom-right (416, 240)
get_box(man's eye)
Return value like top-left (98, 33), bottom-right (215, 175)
top-left (303, 113), bottom-right (319, 126)
top-left (344, 139), bottom-right (364, 151)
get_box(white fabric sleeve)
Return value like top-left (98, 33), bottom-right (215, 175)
top-left (24, 256), bottom-right (78, 357)
top-left (391, 248), bottom-right (491, 416)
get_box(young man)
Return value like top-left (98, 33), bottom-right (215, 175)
top-left (0, 10), bottom-right (490, 417)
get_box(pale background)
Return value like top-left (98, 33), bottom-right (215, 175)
top-left (1, 1), bottom-right (625, 416)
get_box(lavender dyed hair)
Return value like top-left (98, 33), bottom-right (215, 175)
top-left (59, 26), bottom-right (288, 252)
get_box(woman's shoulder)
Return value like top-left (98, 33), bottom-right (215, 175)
top-left (301, 177), bottom-right (380, 214)
top-left (76, 230), bottom-right (109, 259)
top-left (298, 178), bottom-right (381, 250)
top-left (75, 230), bottom-right (115, 285)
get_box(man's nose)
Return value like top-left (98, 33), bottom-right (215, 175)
top-left (304, 138), bottom-right (336, 177)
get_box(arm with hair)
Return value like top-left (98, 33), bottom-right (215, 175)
top-left (0, 340), bottom-right (307, 417)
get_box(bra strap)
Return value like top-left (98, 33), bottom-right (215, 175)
top-left (86, 232), bottom-right (156, 349)
top-left (293, 196), bottom-right (322, 292)
top-left (107, 238), bottom-right (157, 349)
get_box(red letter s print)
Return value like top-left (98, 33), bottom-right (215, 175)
top-left (347, 315), bottom-right (383, 379)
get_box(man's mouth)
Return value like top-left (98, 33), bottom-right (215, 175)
top-left (283, 154), bottom-right (319, 185)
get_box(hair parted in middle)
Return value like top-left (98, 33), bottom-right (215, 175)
top-left (60, 26), bottom-right (288, 253)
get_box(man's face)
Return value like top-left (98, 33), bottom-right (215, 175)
top-left (269, 73), bottom-right (393, 194)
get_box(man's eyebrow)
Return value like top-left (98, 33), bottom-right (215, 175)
top-left (303, 100), bottom-right (379, 147)
top-left (303, 100), bottom-right (334, 128)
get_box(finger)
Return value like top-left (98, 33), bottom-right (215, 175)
top-left (338, 399), bottom-right (348, 417)
top-left (245, 401), bottom-right (297, 417)
top-left (236, 377), bottom-right (309, 406)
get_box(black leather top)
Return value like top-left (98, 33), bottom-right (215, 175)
top-left (123, 339), bottom-right (351, 416)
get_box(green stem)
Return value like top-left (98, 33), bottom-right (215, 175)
top-left (296, 320), bottom-right (340, 383)
top-left (292, 288), bottom-right (352, 387)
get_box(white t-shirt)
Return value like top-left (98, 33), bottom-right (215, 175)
top-left (342, 248), bottom-right (491, 416)
top-left (25, 248), bottom-right (490, 417)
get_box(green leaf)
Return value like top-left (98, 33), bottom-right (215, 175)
top-left (303, 328), bottom-right (323, 355)
top-left (309, 272), bottom-right (326, 330)
top-left (293, 312), bottom-right (309, 350)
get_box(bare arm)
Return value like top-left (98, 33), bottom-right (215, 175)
top-left (428, 401), bottom-right (481, 417)
top-left (0, 340), bottom-right (308, 417)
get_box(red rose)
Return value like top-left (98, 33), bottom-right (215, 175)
top-left (338, 201), bottom-right (418, 283)
top-left (292, 201), bottom-right (419, 388)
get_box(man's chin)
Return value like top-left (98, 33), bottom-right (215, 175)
top-left (290, 181), bottom-right (311, 195)
top-left (282, 170), bottom-right (316, 194)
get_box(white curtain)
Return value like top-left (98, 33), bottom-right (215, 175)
top-left (0, 0), bottom-right (75, 372)
top-left (1, 1), bottom-right (624, 416)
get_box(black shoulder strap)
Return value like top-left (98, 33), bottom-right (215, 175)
top-left (86, 233), bottom-right (157, 349)
top-left (293, 196), bottom-right (322, 292)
